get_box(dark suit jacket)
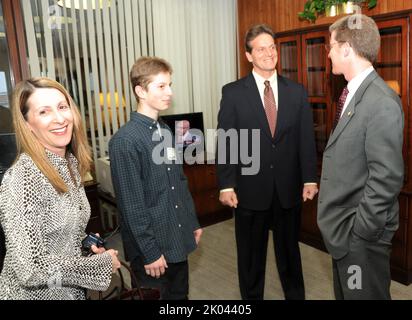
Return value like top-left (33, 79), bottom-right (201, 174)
top-left (317, 71), bottom-right (404, 259)
top-left (217, 73), bottom-right (317, 211)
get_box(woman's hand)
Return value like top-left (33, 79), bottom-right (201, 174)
top-left (90, 245), bottom-right (106, 254)
top-left (90, 233), bottom-right (106, 254)
top-left (106, 249), bottom-right (121, 273)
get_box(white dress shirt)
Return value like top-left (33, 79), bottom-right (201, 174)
top-left (340, 66), bottom-right (374, 118)
top-left (252, 70), bottom-right (279, 110)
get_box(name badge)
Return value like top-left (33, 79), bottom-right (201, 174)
top-left (167, 147), bottom-right (177, 161)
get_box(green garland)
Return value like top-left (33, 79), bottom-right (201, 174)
top-left (298, 0), bottom-right (377, 22)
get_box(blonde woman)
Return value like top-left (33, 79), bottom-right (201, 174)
top-left (0, 78), bottom-right (120, 300)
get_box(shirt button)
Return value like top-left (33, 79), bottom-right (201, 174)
top-left (272, 144), bottom-right (276, 149)
top-left (178, 224), bottom-right (182, 228)
top-left (149, 126), bottom-right (153, 130)
top-left (270, 165), bottom-right (274, 169)
top-left (175, 205), bottom-right (179, 209)
top-left (168, 168), bottom-right (171, 171)
top-left (171, 186), bottom-right (175, 190)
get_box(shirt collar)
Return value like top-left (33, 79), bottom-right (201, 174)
top-left (45, 149), bottom-right (69, 166)
top-left (131, 111), bottom-right (171, 142)
top-left (347, 66), bottom-right (374, 94)
top-left (131, 111), bottom-right (159, 129)
top-left (252, 69), bottom-right (277, 86)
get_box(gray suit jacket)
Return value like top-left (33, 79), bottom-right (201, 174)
top-left (317, 71), bottom-right (404, 260)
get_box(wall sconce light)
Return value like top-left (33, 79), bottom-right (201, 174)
top-left (99, 92), bottom-right (126, 126)
top-left (343, 2), bottom-right (356, 14)
top-left (99, 92), bottom-right (126, 109)
top-left (385, 80), bottom-right (401, 96)
top-left (326, 1), bottom-right (356, 17)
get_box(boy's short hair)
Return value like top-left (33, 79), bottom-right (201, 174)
top-left (130, 56), bottom-right (173, 101)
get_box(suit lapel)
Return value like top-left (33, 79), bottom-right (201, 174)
top-left (243, 73), bottom-right (273, 140)
top-left (325, 70), bottom-right (379, 150)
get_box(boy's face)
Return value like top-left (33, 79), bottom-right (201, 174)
top-left (140, 72), bottom-right (173, 113)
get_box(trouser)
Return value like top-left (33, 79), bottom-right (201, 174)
top-left (332, 232), bottom-right (392, 300)
top-left (131, 257), bottom-right (189, 300)
top-left (235, 191), bottom-right (305, 300)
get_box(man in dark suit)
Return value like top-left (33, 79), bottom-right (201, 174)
top-left (109, 57), bottom-right (202, 299)
top-left (317, 14), bottom-right (404, 300)
top-left (217, 24), bottom-right (318, 300)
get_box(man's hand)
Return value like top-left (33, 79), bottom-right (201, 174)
top-left (144, 255), bottom-right (168, 278)
top-left (219, 190), bottom-right (238, 208)
top-left (302, 184), bottom-right (318, 202)
top-left (194, 228), bottom-right (203, 245)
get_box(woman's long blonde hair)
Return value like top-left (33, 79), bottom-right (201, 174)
top-left (11, 77), bottom-right (92, 193)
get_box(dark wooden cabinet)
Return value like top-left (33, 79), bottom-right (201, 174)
top-left (276, 13), bottom-right (412, 284)
top-left (277, 35), bottom-right (302, 84)
top-left (183, 164), bottom-right (233, 227)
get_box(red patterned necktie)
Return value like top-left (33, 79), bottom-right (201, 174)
top-left (264, 80), bottom-right (277, 137)
top-left (333, 86), bottom-right (349, 130)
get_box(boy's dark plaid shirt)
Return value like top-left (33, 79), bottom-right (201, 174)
top-left (109, 112), bottom-right (200, 265)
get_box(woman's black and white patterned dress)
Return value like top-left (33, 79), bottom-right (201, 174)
top-left (0, 151), bottom-right (112, 300)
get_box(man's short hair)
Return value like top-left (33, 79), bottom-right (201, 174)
top-left (245, 24), bottom-right (275, 53)
top-left (130, 56), bottom-right (173, 101)
top-left (329, 14), bottom-right (380, 63)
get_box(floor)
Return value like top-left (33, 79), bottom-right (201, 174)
top-left (103, 218), bottom-right (412, 300)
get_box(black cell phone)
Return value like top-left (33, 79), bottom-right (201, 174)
top-left (81, 233), bottom-right (105, 256)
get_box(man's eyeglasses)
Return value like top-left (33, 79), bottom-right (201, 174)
top-left (324, 41), bottom-right (345, 52)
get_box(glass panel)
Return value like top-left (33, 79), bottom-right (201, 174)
top-left (312, 103), bottom-right (327, 158)
top-left (0, 0), bottom-right (14, 134)
top-left (279, 41), bottom-right (298, 82)
top-left (306, 37), bottom-right (326, 97)
top-left (375, 26), bottom-right (402, 96)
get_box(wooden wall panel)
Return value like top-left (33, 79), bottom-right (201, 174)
top-left (238, 0), bottom-right (412, 77)
top-left (237, 0), bottom-right (277, 77)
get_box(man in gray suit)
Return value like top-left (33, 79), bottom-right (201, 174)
top-left (317, 14), bottom-right (404, 300)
